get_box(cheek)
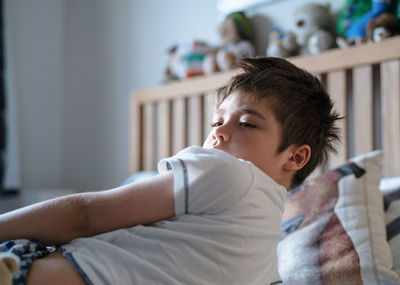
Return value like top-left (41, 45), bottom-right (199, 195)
top-left (241, 140), bottom-right (273, 164)
top-left (234, 139), bottom-right (260, 159)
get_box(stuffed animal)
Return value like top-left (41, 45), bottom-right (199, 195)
top-left (267, 4), bottom-right (335, 57)
top-left (337, 0), bottom-right (371, 38)
top-left (291, 3), bottom-right (335, 55)
top-left (367, 13), bottom-right (396, 41)
top-left (336, 0), bottom-right (398, 47)
top-left (0, 253), bottom-right (20, 285)
top-left (266, 27), bottom-right (299, 58)
top-left (164, 44), bottom-right (180, 81)
top-left (164, 40), bottom-right (210, 81)
top-left (367, 12), bottom-right (400, 42)
top-left (203, 11), bottom-right (256, 74)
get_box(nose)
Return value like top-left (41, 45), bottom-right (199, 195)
top-left (296, 19), bottom-right (304, 27)
top-left (212, 123), bottom-right (231, 144)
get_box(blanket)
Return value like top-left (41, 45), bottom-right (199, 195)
top-left (0, 239), bottom-right (54, 285)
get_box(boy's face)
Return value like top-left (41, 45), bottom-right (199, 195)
top-left (203, 93), bottom-right (291, 183)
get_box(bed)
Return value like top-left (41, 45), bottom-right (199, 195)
top-left (130, 36), bottom-right (400, 284)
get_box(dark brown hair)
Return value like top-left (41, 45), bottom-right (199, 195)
top-left (216, 57), bottom-right (341, 188)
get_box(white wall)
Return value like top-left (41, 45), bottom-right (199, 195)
top-left (6, 0), bottom-right (65, 190)
top-left (4, 2), bottom-right (21, 190)
top-left (62, 0), bottom-right (220, 191)
top-left (63, 0), bottom-right (128, 191)
top-left (7, 0), bottom-right (343, 192)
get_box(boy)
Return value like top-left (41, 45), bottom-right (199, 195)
top-left (0, 57), bottom-right (340, 285)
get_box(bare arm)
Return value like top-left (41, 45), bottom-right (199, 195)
top-left (0, 171), bottom-right (174, 246)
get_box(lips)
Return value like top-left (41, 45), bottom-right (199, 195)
top-left (211, 144), bottom-right (227, 153)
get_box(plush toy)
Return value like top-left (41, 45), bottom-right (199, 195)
top-left (0, 253), bottom-right (20, 285)
top-left (367, 11), bottom-right (400, 41)
top-left (203, 11), bottom-right (256, 74)
top-left (164, 40), bottom-right (209, 81)
top-left (291, 3), bottom-right (335, 55)
top-left (337, 0), bottom-right (371, 38)
top-left (267, 4), bottom-right (335, 57)
top-left (367, 12), bottom-right (398, 41)
top-left (336, 0), bottom-right (398, 47)
top-left (164, 44), bottom-right (180, 81)
top-left (266, 27), bottom-right (299, 58)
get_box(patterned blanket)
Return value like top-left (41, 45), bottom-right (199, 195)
top-left (0, 239), bottom-right (54, 285)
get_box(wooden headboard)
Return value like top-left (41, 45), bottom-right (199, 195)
top-left (130, 36), bottom-right (400, 178)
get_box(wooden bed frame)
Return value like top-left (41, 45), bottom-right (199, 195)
top-left (130, 36), bottom-right (400, 179)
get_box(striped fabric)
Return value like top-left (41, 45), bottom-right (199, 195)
top-left (278, 151), bottom-right (400, 284)
top-left (381, 177), bottom-right (400, 279)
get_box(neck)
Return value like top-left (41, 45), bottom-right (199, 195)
top-left (275, 171), bottom-right (295, 190)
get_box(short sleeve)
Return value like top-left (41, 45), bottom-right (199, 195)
top-left (158, 146), bottom-right (254, 216)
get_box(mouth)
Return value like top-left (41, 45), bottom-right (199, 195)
top-left (211, 145), bottom-right (226, 152)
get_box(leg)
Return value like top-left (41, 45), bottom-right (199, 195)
top-left (25, 251), bottom-right (86, 285)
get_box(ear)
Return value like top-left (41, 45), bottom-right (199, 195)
top-left (283, 144), bottom-right (311, 171)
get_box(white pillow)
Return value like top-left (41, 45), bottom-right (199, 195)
top-left (380, 177), bottom-right (400, 279)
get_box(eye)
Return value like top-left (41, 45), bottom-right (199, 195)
top-left (239, 122), bottom-right (256, 128)
top-left (210, 121), bottom-right (223, 128)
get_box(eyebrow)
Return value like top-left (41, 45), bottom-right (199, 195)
top-left (240, 108), bottom-right (266, 120)
top-left (215, 108), bottom-right (266, 120)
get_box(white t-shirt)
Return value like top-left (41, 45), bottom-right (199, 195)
top-left (61, 146), bottom-right (286, 285)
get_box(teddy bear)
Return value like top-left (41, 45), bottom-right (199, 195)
top-left (202, 11), bottom-right (256, 74)
top-left (336, 0), bottom-right (397, 48)
top-left (291, 3), bottom-right (335, 55)
top-left (0, 252), bottom-right (20, 285)
top-left (266, 3), bottom-right (335, 57)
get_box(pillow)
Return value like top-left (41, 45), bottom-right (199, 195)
top-left (277, 151), bottom-right (400, 284)
top-left (380, 177), bottom-right (400, 278)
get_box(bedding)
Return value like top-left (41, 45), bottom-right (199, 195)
top-left (380, 177), bottom-right (400, 278)
top-left (277, 151), bottom-right (400, 284)
top-left (0, 239), bottom-right (54, 285)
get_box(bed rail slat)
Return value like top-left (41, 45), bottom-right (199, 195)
top-left (143, 103), bottom-right (156, 171)
top-left (157, 101), bottom-right (172, 161)
top-left (172, 98), bottom-right (187, 155)
top-left (381, 59), bottom-right (400, 177)
top-left (130, 98), bottom-right (141, 173)
top-left (353, 65), bottom-right (374, 156)
top-left (187, 96), bottom-right (203, 147)
top-left (327, 70), bottom-right (348, 169)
